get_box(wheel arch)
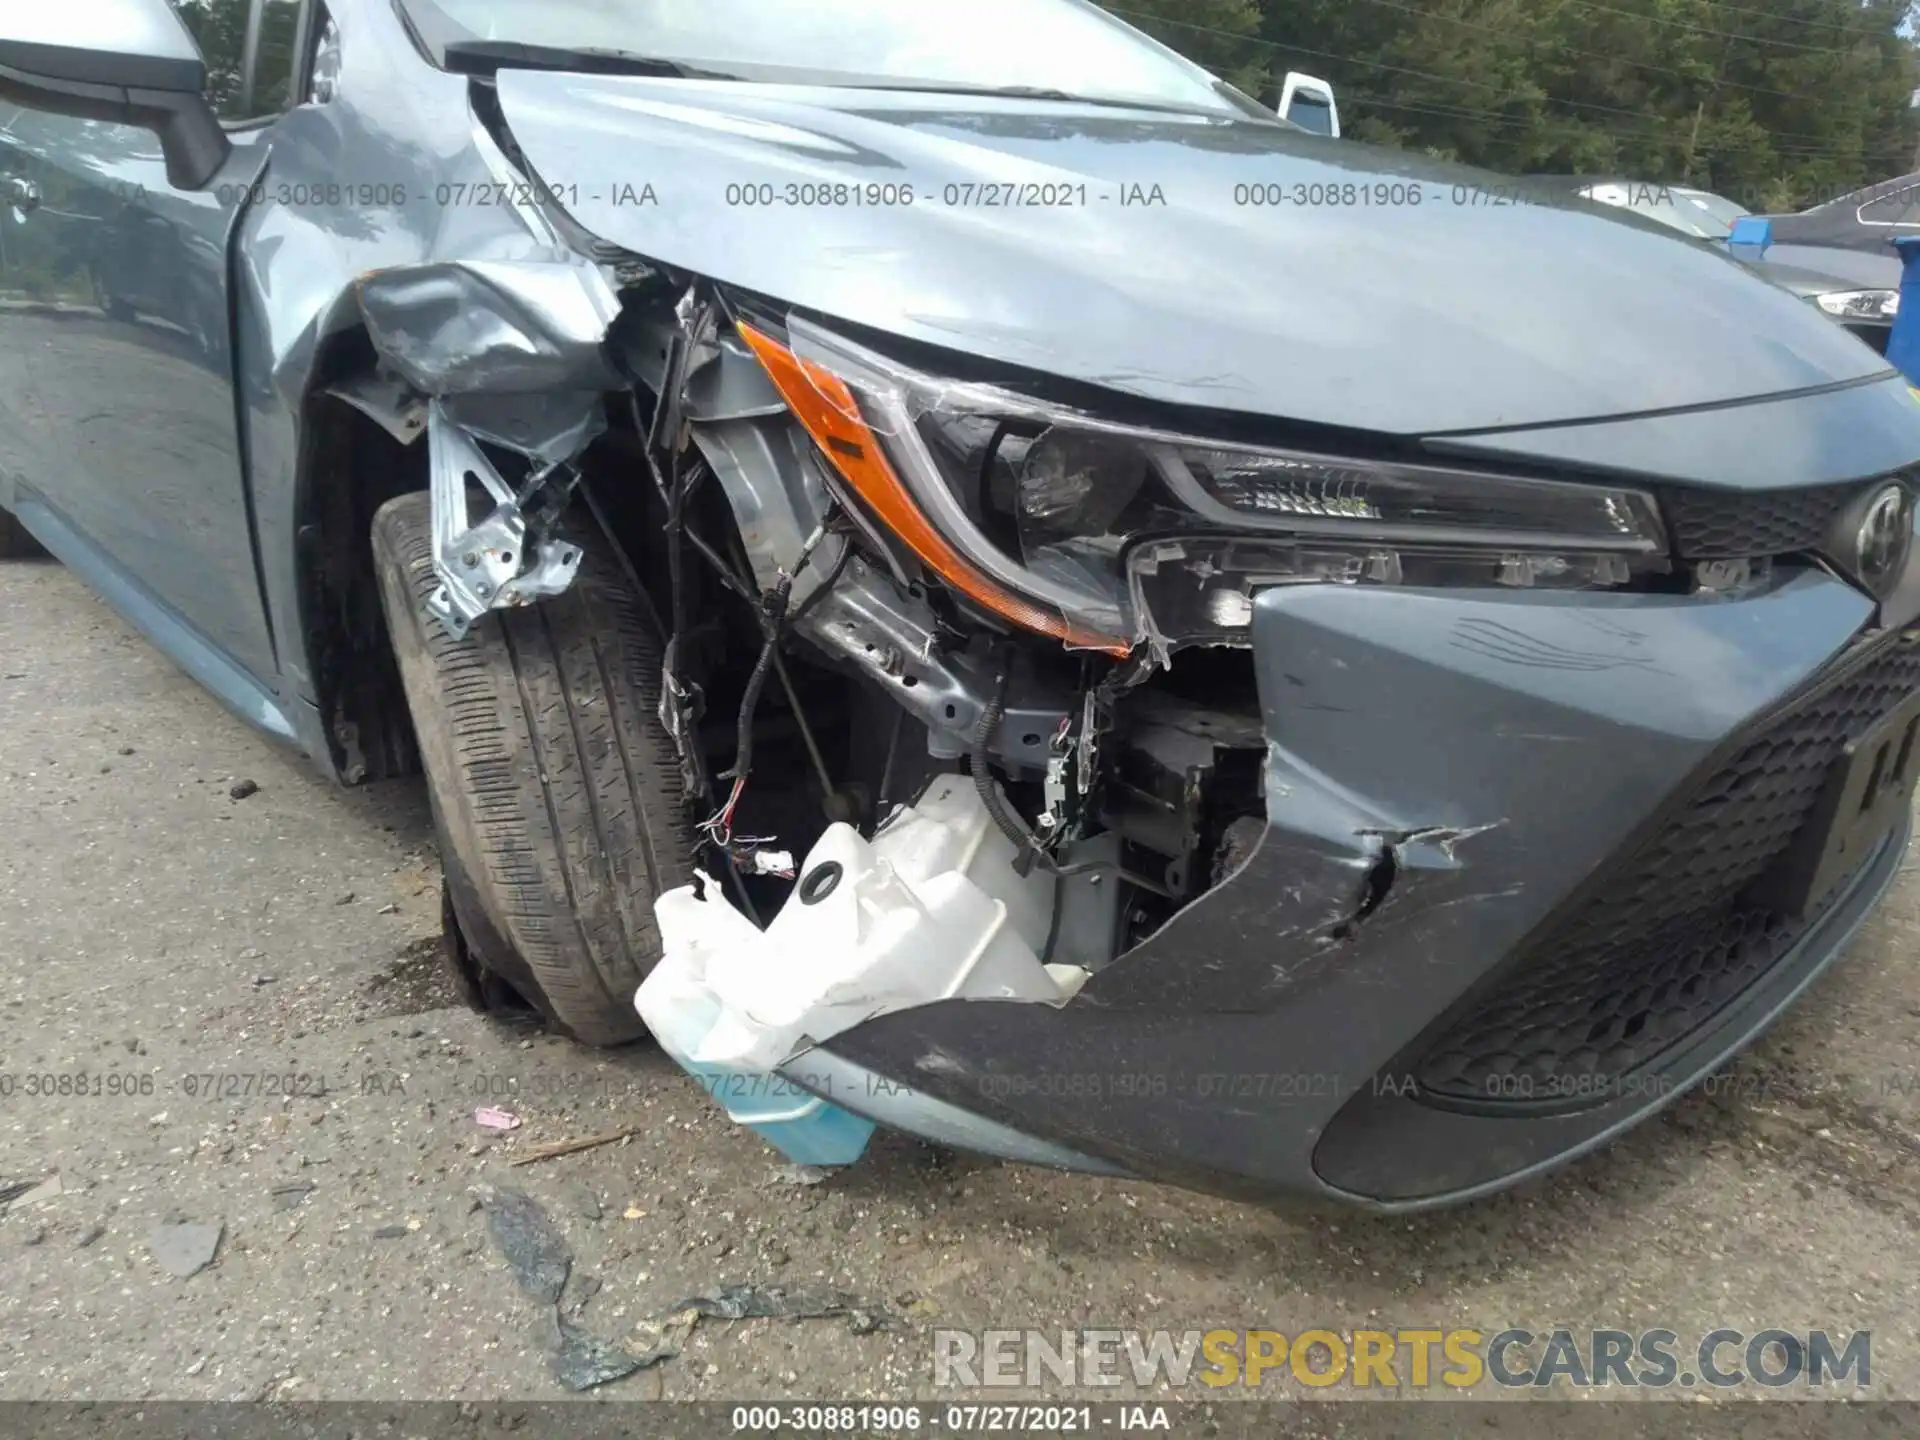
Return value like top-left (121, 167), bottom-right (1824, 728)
top-left (291, 325), bottom-right (426, 785)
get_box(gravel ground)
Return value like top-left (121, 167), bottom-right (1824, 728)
top-left (3, 556), bottom-right (1919, 1408)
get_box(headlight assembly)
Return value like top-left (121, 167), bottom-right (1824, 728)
top-left (737, 315), bottom-right (1669, 654)
top-left (1815, 289), bottom-right (1900, 322)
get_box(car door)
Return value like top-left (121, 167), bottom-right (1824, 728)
top-left (0, 0), bottom-right (308, 689)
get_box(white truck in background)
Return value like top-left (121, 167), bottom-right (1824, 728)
top-left (1279, 70), bottom-right (1340, 136)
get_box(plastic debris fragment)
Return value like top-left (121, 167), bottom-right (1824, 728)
top-left (542, 1308), bottom-right (647, 1391)
top-left (481, 1185), bottom-right (571, 1304)
top-left (149, 1221), bottom-right (223, 1279)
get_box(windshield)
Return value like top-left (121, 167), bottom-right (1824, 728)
top-left (401, 0), bottom-right (1240, 114)
top-left (1286, 93), bottom-right (1335, 136)
top-left (1675, 188), bottom-right (1750, 233)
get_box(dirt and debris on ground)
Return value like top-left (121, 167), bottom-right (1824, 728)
top-left (3, 561), bottom-right (1920, 1402)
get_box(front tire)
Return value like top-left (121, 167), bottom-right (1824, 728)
top-left (371, 491), bottom-right (694, 1046)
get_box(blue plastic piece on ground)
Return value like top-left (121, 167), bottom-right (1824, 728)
top-left (1885, 237), bottom-right (1920, 387)
top-left (678, 1059), bottom-right (877, 1167)
top-left (1727, 215), bottom-right (1772, 258)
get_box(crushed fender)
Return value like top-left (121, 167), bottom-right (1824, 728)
top-left (355, 255), bottom-right (626, 638)
top-left (355, 254), bottom-right (623, 397)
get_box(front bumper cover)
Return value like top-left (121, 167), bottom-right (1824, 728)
top-left (782, 567), bottom-right (1917, 1208)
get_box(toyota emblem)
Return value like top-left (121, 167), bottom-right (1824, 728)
top-left (1856, 484), bottom-right (1914, 593)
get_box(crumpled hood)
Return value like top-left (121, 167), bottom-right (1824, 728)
top-left (494, 73), bottom-right (1891, 436)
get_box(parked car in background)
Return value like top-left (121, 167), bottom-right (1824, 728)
top-left (1577, 178), bottom-right (1750, 238)
top-left (1762, 171), bottom-right (1920, 259)
top-left (1546, 176), bottom-right (1902, 352)
top-left (3, 0), bottom-right (1919, 1211)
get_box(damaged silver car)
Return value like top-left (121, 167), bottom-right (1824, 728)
top-left (3, 0), bottom-right (1919, 1208)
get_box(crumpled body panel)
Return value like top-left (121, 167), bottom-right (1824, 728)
top-left (807, 570), bottom-right (1897, 1205)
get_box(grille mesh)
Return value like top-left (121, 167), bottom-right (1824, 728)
top-left (1662, 482), bottom-right (1863, 561)
top-left (1413, 629), bottom-right (1920, 1108)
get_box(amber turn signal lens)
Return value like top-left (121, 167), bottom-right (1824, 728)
top-left (737, 321), bottom-right (1131, 655)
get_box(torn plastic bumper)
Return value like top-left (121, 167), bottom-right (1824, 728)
top-left (637, 777), bottom-right (1085, 1165)
top-left (746, 571), bottom-right (1909, 1207)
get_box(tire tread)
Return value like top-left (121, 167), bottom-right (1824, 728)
top-left (370, 491), bottom-right (692, 1045)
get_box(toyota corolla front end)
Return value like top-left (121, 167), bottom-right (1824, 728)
top-left (689, 320), bottom-right (1920, 1208)
top-left (404, 27), bottom-right (1920, 1207)
top-left (12, 0), bottom-right (1913, 1210)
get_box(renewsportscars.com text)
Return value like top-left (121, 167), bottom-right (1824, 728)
top-left (933, 1327), bottom-right (1871, 1391)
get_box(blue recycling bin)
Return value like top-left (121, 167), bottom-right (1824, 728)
top-left (1727, 215), bottom-right (1773, 259)
top-left (1885, 235), bottom-right (1920, 386)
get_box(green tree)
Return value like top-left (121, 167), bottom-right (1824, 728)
top-left (1100, 0), bottom-right (1920, 207)
top-left (1104, 0), bottom-right (1267, 94)
top-left (173, 0), bottom-right (303, 120)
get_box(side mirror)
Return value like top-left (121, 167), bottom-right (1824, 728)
top-left (1278, 71), bottom-right (1340, 139)
top-left (0, 0), bottom-right (230, 189)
